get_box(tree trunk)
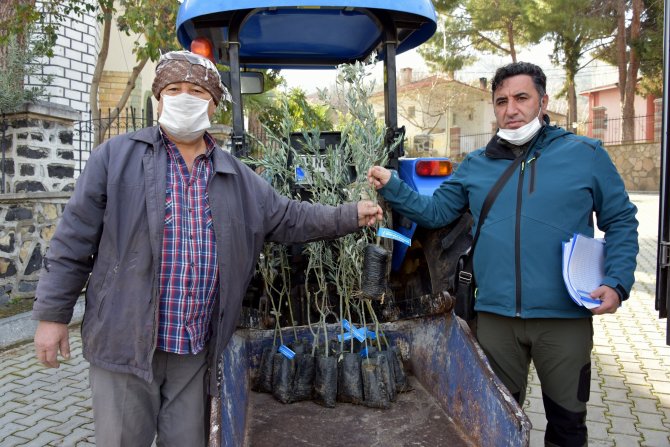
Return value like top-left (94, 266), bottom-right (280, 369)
top-left (90, 1), bottom-right (113, 147)
top-left (0, 2), bottom-right (12, 64)
top-left (615, 0), bottom-right (627, 111)
top-left (506, 22), bottom-right (517, 62)
top-left (567, 80), bottom-right (577, 128)
top-left (561, 36), bottom-right (579, 127)
top-left (622, 0), bottom-right (642, 142)
top-left (0, 0), bottom-right (35, 72)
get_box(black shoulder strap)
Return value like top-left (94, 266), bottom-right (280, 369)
top-left (471, 155), bottom-right (524, 249)
top-left (454, 155), bottom-right (524, 321)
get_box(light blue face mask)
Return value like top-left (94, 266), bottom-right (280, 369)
top-left (497, 103), bottom-right (543, 146)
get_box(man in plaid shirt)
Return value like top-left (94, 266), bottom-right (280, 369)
top-left (32, 51), bottom-right (383, 446)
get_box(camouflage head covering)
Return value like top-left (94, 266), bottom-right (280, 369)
top-left (152, 51), bottom-right (228, 105)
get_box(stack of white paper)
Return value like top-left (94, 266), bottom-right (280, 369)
top-left (562, 234), bottom-right (606, 309)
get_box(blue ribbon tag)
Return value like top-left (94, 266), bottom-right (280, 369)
top-left (278, 344), bottom-right (296, 359)
top-left (337, 332), bottom-right (354, 342)
top-left (295, 166), bottom-right (306, 183)
top-left (351, 327), bottom-right (366, 342)
top-left (365, 329), bottom-right (377, 340)
top-left (359, 346), bottom-right (369, 358)
top-left (377, 227), bottom-right (412, 246)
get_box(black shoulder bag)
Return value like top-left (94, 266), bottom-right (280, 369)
top-left (454, 155), bottom-right (525, 321)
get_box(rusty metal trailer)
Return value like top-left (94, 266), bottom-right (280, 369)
top-left (214, 305), bottom-right (530, 446)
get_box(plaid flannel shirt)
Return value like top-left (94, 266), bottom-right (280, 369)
top-left (157, 130), bottom-right (219, 354)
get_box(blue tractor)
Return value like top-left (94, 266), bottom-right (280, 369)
top-left (176, 0), bottom-right (473, 321)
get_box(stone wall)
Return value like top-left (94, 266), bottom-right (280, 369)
top-left (1, 101), bottom-right (79, 194)
top-left (606, 141), bottom-right (660, 192)
top-left (0, 101), bottom-right (78, 306)
top-left (0, 192), bottom-right (69, 304)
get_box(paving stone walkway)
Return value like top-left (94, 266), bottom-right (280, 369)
top-left (0, 330), bottom-right (94, 446)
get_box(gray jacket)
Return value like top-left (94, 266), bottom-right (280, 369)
top-left (33, 126), bottom-right (359, 389)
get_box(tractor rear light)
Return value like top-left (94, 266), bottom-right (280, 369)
top-left (415, 160), bottom-right (453, 177)
top-left (190, 37), bottom-right (215, 62)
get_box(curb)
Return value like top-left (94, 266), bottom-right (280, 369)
top-left (0, 298), bottom-right (85, 350)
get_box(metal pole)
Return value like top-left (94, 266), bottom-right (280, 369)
top-left (378, 12), bottom-right (403, 170)
top-left (228, 12), bottom-right (249, 158)
top-left (655, 0), bottom-right (670, 344)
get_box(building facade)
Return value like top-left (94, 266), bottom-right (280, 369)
top-left (580, 83), bottom-right (661, 144)
top-left (23, 1), bottom-right (158, 171)
top-left (371, 68), bottom-right (566, 160)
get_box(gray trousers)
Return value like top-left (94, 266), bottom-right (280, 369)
top-left (89, 349), bottom-right (209, 447)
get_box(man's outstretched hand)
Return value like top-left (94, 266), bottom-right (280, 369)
top-left (357, 200), bottom-right (383, 227)
top-left (367, 166), bottom-right (392, 190)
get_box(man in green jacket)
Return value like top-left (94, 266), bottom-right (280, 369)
top-left (368, 62), bottom-right (638, 446)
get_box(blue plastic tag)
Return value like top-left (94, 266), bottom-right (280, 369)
top-left (359, 347), bottom-right (369, 358)
top-left (295, 166), bottom-right (306, 183)
top-left (278, 344), bottom-right (296, 359)
top-left (351, 327), bottom-right (366, 342)
top-left (337, 332), bottom-right (354, 342)
top-left (377, 227), bottom-right (412, 246)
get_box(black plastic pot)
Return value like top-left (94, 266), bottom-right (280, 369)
top-left (361, 357), bottom-right (390, 409)
top-left (337, 351), bottom-right (363, 404)
top-left (272, 353), bottom-right (296, 404)
top-left (255, 347), bottom-right (275, 393)
top-left (314, 355), bottom-right (338, 408)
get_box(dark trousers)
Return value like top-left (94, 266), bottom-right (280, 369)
top-left (477, 312), bottom-right (593, 447)
top-left (89, 349), bottom-right (209, 447)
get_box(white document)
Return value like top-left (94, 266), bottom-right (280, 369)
top-left (562, 241), bottom-right (583, 307)
top-left (562, 234), bottom-right (606, 309)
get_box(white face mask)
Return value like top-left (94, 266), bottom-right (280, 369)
top-left (158, 93), bottom-right (212, 143)
top-left (497, 107), bottom-right (543, 146)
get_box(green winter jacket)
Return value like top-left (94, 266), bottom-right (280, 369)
top-left (380, 124), bottom-right (639, 319)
